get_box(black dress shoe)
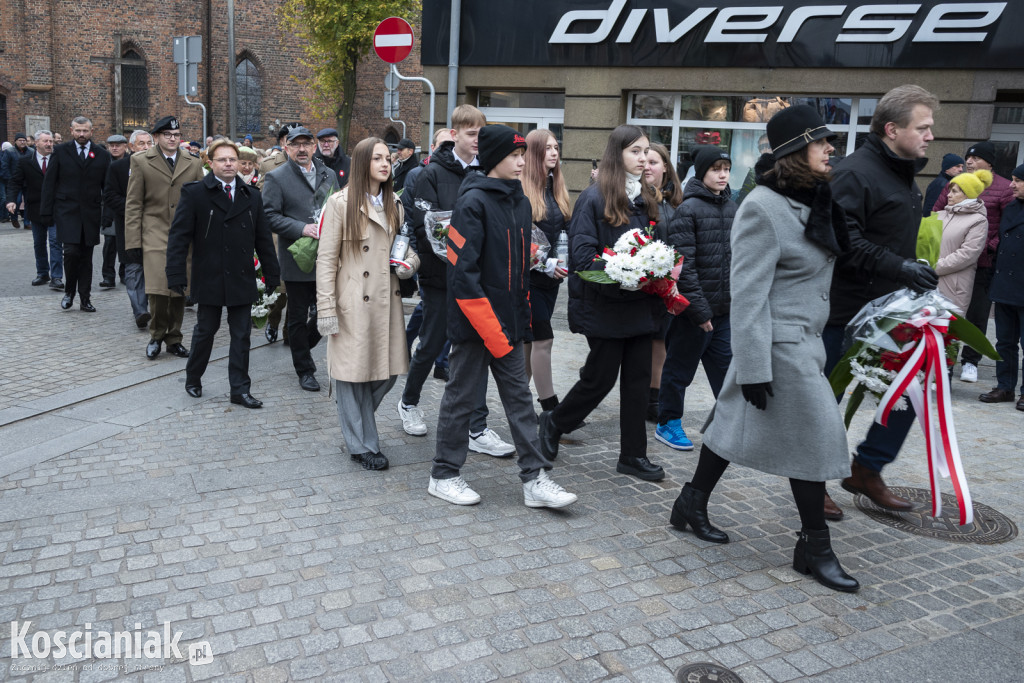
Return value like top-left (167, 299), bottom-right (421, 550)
top-left (979, 388), bottom-right (1014, 403)
top-left (10, 216), bottom-right (18, 228)
top-left (135, 312), bottom-right (151, 329)
top-left (351, 452), bottom-right (389, 470)
top-left (616, 455), bottom-right (665, 482)
top-left (80, 301), bottom-right (96, 312)
top-left (433, 365), bottom-right (450, 382)
top-left (166, 343), bottom-right (190, 358)
top-left (60, 295), bottom-right (73, 310)
top-left (185, 385), bottom-right (202, 398)
top-left (49, 278), bottom-right (64, 290)
top-left (299, 374), bottom-right (320, 392)
top-left (230, 393), bottom-right (263, 409)
top-left (265, 325), bottom-right (278, 343)
top-left (146, 340), bottom-right (161, 359)
top-left (99, 280), bottom-right (115, 289)
top-left (32, 275), bottom-right (49, 286)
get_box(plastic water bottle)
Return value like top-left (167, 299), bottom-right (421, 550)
top-left (556, 230), bottom-right (569, 270)
top-left (391, 222), bottom-right (411, 263)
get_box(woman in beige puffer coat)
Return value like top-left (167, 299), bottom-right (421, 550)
top-left (935, 170), bottom-right (991, 312)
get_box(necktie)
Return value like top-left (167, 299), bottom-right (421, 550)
top-left (79, 145), bottom-right (86, 160)
top-left (224, 184), bottom-right (232, 201)
top-left (166, 156), bottom-right (175, 171)
top-left (41, 157), bottom-right (47, 174)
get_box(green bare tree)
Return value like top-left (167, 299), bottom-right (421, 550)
top-left (279, 0), bottom-right (420, 150)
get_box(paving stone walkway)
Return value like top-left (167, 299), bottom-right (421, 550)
top-left (1, 228), bottom-right (1022, 682)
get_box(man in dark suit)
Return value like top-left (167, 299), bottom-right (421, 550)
top-left (263, 126), bottom-right (339, 392)
top-left (166, 139), bottom-right (280, 409)
top-left (104, 130), bottom-right (154, 327)
top-left (7, 129), bottom-right (62, 288)
top-left (313, 127), bottom-right (351, 188)
top-left (99, 134), bottom-right (129, 288)
top-left (40, 116), bottom-right (112, 311)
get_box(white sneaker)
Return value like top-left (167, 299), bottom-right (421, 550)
top-left (523, 470), bottom-right (577, 509)
top-left (428, 476), bottom-right (481, 505)
top-left (959, 363), bottom-right (978, 383)
top-left (398, 400), bottom-right (428, 436)
top-left (468, 428), bottom-right (515, 457)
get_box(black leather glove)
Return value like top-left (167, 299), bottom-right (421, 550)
top-left (897, 260), bottom-right (938, 293)
top-left (264, 280), bottom-right (279, 294)
top-left (169, 284), bottom-right (186, 296)
top-left (741, 382), bottom-right (774, 411)
top-left (125, 248), bottom-right (143, 265)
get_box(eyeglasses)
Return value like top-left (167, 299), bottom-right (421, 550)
top-left (211, 157), bottom-right (237, 163)
top-left (162, 132), bottom-right (182, 139)
top-left (287, 141), bottom-right (316, 149)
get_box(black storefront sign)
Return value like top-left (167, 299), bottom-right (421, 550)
top-left (422, 1), bottom-right (1018, 70)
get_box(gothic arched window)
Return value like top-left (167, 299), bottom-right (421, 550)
top-left (236, 57), bottom-right (262, 135)
top-left (122, 50), bottom-right (149, 129)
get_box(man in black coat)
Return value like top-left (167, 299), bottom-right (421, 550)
top-left (313, 127), bottom-right (351, 189)
top-left (40, 116), bottom-right (112, 311)
top-left (104, 130), bottom-right (154, 327)
top-left (391, 138), bottom-right (418, 192)
top-left (6, 129), bottom-right (62, 288)
top-left (922, 153), bottom-right (963, 218)
top-left (824, 85), bottom-right (941, 516)
top-left (166, 140), bottom-right (280, 409)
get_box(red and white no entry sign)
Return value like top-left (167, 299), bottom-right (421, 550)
top-left (373, 17), bottom-right (414, 64)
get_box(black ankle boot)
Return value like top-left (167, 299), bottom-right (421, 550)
top-left (646, 388), bottom-right (660, 422)
top-left (669, 483), bottom-right (729, 543)
top-left (538, 410), bottom-right (561, 461)
top-left (538, 395), bottom-right (559, 412)
top-left (793, 527), bottom-right (859, 593)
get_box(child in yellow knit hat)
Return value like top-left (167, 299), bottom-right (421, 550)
top-left (935, 169), bottom-right (992, 312)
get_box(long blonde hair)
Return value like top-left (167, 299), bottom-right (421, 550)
top-left (342, 137), bottom-right (399, 256)
top-left (521, 129), bottom-right (571, 223)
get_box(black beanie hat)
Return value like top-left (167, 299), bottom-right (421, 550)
top-left (691, 145), bottom-right (731, 182)
top-left (1012, 163), bottom-right (1024, 181)
top-left (965, 141), bottom-right (996, 166)
top-left (477, 125), bottom-right (526, 173)
top-left (941, 153), bottom-right (964, 172)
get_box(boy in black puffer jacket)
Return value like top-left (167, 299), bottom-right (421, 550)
top-left (428, 125), bottom-right (577, 510)
top-left (656, 146), bottom-right (737, 452)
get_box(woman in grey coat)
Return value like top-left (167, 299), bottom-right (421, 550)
top-left (668, 105), bottom-right (859, 593)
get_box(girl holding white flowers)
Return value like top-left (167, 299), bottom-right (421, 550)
top-left (538, 125), bottom-right (669, 482)
top-left (315, 137), bottom-right (419, 471)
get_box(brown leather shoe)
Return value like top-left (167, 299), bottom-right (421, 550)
top-left (979, 388), bottom-right (1014, 403)
top-left (841, 461), bottom-right (912, 511)
top-left (823, 491), bottom-right (844, 521)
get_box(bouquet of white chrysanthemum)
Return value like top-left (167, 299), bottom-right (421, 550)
top-left (576, 223), bottom-right (689, 314)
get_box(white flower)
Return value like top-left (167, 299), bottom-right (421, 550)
top-left (637, 240), bottom-right (676, 277)
top-left (613, 230), bottom-right (646, 255)
top-left (604, 252), bottom-right (644, 288)
top-left (257, 279), bottom-right (266, 292)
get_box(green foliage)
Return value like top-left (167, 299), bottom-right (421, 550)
top-left (279, 0), bottom-right (421, 146)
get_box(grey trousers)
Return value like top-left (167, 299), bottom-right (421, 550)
top-left (335, 376), bottom-right (398, 455)
top-left (432, 340), bottom-right (551, 483)
top-left (124, 263), bottom-right (148, 318)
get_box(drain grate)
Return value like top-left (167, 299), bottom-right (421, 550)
top-left (676, 662), bottom-right (744, 683)
top-left (854, 487), bottom-right (1018, 544)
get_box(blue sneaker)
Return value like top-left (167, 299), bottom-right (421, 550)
top-left (655, 419), bottom-right (694, 451)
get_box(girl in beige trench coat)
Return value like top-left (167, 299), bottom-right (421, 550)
top-left (315, 138), bottom-right (419, 471)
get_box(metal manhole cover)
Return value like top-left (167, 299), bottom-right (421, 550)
top-left (854, 487), bottom-right (1017, 544)
top-left (676, 663), bottom-right (744, 683)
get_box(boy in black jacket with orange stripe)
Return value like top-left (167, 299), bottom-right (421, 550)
top-left (428, 125), bottom-right (577, 509)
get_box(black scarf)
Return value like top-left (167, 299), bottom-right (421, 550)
top-left (756, 158), bottom-right (850, 256)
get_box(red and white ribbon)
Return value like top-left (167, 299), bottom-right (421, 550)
top-left (874, 307), bottom-right (973, 525)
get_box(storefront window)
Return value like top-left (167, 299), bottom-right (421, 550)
top-left (479, 91), bottom-right (564, 109)
top-left (478, 91), bottom-right (565, 146)
top-left (628, 92), bottom-right (875, 194)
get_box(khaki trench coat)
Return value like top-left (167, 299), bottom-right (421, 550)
top-left (315, 187), bottom-right (419, 383)
top-left (257, 149), bottom-right (287, 191)
top-left (935, 199), bottom-right (988, 313)
top-left (124, 148), bottom-right (205, 296)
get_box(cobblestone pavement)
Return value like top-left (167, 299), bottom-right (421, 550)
top-left (1, 233), bottom-right (1022, 682)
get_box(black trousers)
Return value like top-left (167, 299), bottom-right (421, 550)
top-left (284, 280), bottom-right (320, 376)
top-left (63, 243), bottom-right (94, 302)
top-left (186, 304), bottom-right (251, 395)
top-left (552, 334), bottom-right (652, 460)
top-left (101, 234), bottom-right (119, 283)
top-left (961, 266), bottom-right (993, 366)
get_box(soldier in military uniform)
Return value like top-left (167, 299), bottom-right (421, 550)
top-left (124, 116), bottom-right (206, 360)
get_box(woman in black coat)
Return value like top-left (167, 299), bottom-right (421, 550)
top-left (521, 129), bottom-right (572, 414)
top-left (538, 125), bottom-right (667, 481)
